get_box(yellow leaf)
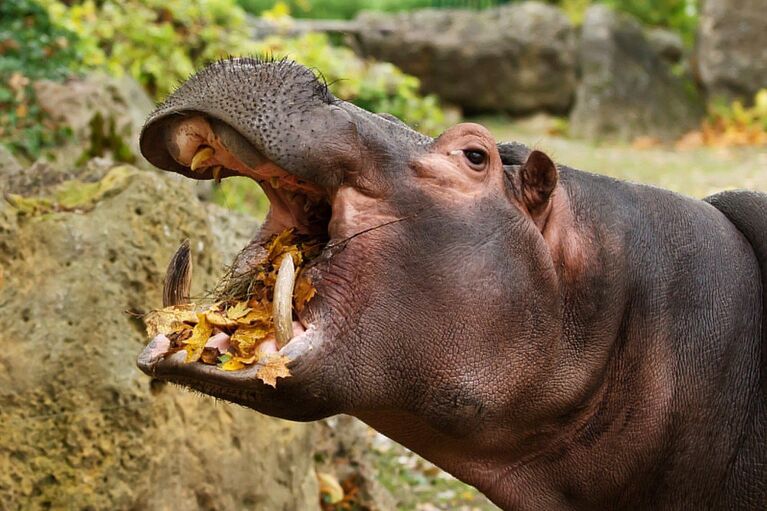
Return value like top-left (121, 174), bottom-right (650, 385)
top-left (256, 354), bottom-right (292, 387)
top-left (204, 309), bottom-right (238, 329)
top-left (144, 304), bottom-right (198, 337)
top-left (15, 103), bottom-right (28, 119)
top-left (229, 324), bottom-right (271, 358)
top-left (267, 227), bottom-right (296, 260)
top-left (226, 300), bottom-right (251, 320)
top-left (236, 303), bottom-right (272, 326)
top-left (293, 272), bottom-right (316, 312)
top-left (183, 314), bottom-right (213, 363)
top-left (220, 358), bottom-right (245, 371)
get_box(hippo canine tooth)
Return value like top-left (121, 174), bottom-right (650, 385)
top-left (163, 239), bottom-right (192, 307)
top-left (190, 146), bottom-right (214, 171)
top-left (273, 254), bottom-right (296, 349)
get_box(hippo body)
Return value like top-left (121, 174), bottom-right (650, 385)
top-left (137, 59), bottom-right (766, 510)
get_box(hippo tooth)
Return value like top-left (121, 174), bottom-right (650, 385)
top-left (273, 254), bottom-right (296, 349)
top-left (212, 165), bottom-right (222, 183)
top-left (190, 146), bottom-right (214, 171)
top-left (163, 239), bottom-right (192, 307)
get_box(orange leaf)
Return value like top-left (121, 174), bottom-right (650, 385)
top-left (294, 272), bottom-right (316, 312)
top-left (144, 304), bottom-right (198, 337)
top-left (256, 353), bottom-right (292, 387)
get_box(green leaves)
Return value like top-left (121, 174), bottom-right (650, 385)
top-left (0, 0), bottom-right (81, 159)
top-left (38, 0), bottom-right (260, 99)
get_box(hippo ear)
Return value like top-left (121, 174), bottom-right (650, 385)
top-left (517, 150), bottom-right (558, 226)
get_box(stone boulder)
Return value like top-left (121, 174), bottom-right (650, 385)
top-left (0, 143), bottom-right (22, 180)
top-left (569, 6), bottom-right (702, 141)
top-left (33, 74), bottom-right (155, 168)
top-left (646, 27), bottom-right (684, 65)
top-left (696, 0), bottom-right (767, 102)
top-left (353, 1), bottom-right (577, 114)
top-left (0, 165), bottom-right (320, 510)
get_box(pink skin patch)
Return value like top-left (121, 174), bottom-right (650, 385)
top-left (145, 334), bottom-right (171, 360)
top-left (205, 331), bottom-right (231, 354)
top-left (257, 338), bottom-right (278, 354)
top-left (257, 320), bottom-right (306, 354)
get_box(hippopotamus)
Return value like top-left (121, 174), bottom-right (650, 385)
top-left (137, 58), bottom-right (766, 510)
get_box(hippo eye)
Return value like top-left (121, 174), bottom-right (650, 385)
top-left (463, 149), bottom-right (486, 168)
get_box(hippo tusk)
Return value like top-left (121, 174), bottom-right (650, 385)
top-left (273, 254), bottom-right (295, 348)
top-left (190, 146), bottom-right (214, 171)
top-left (163, 239), bottom-right (192, 307)
top-left (212, 165), bottom-right (223, 183)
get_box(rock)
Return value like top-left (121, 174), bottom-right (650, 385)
top-left (0, 144), bottom-right (23, 186)
top-left (646, 27), bottom-right (684, 64)
top-left (33, 74), bottom-right (155, 169)
top-left (569, 6), bottom-right (702, 141)
top-left (696, 0), bottom-right (767, 102)
top-left (353, 2), bottom-right (577, 114)
top-left (0, 165), bottom-right (320, 510)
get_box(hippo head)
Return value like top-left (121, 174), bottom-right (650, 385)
top-left (138, 58), bottom-right (584, 484)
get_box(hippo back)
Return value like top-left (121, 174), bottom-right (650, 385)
top-left (704, 190), bottom-right (767, 394)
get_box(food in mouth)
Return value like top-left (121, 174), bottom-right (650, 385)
top-left (139, 108), bottom-right (336, 387)
top-left (143, 228), bottom-right (321, 387)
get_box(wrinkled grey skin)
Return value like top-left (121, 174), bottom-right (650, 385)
top-left (138, 59), bottom-right (766, 510)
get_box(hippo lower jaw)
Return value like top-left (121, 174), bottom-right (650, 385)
top-left (136, 322), bottom-right (331, 419)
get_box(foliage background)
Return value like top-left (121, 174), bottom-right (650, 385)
top-left (3, 0), bottom-right (453, 164)
top-left (239, 0), bottom-right (699, 41)
top-left (3, 0), bottom-right (762, 217)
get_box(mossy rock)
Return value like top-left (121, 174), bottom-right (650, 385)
top-left (0, 165), bottom-right (320, 510)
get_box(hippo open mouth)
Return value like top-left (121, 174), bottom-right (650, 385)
top-left (139, 111), bottom-right (333, 359)
top-left (135, 57), bottom-right (438, 420)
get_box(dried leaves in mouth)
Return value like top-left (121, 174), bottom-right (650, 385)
top-left (214, 228), bottom-right (323, 304)
top-left (143, 228), bottom-right (320, 387)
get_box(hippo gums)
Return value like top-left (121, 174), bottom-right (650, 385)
top-left (137, 59), bottom-right (766, 510)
